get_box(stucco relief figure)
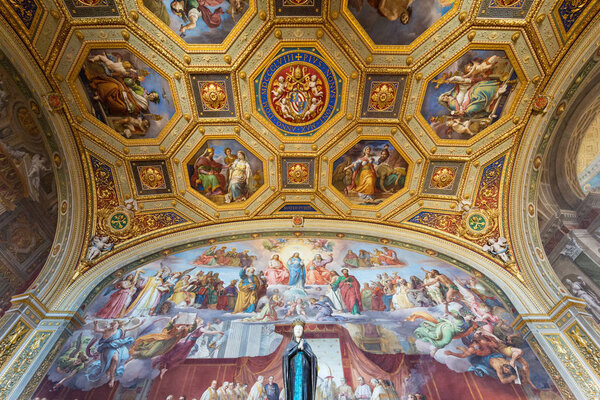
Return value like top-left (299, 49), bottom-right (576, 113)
top-left (282, 320), bottom-right (318, 400)
top-left (566, 277), bottom-right (600, 321)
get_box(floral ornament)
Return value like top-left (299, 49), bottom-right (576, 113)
top-left (369, 83), bottom-right (396, 111)
top-left (287, 162), bottom-right (310, 184)
top-left (200, 82), bottom-right (228, 111)
top-left (139, 166), bottom-right (165, 190)
top-left (431, 167), bottom-right (456, 189)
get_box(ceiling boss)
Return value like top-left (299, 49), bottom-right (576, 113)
top-left (255, 48), bottom-right (342, 137)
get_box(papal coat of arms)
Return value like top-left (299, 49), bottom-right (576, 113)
top-left (270, 64), bottom-right (326, 124)
top-left (256, 49), bottom-right (342, 137)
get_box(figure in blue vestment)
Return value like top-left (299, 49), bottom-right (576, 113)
top-left (282, 320), bottom-right (317, 400)
top-left (86, 319), bottom-right (141, 388)
top-left (287, 253), bottom-right (306, 289)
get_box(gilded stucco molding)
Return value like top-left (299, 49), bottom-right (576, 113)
top-left (508, 12), bottom-right (600, 306)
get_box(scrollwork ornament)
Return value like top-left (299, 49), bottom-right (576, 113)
top-left (566, 324), bottom-right (600, 374)
top-left (0, 320), bottom-right (30, 369)
top-left (0, 331), bottom-right (51, 399)
top-left (544, 334), bottom-right (600, 399)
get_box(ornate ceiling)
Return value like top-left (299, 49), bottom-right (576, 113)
top-left (0, 0), bottom-right (599, 311)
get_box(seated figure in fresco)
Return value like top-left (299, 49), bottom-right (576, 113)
top-left (191, 148), bottom-right (227, 196)
top-left (195, 246), bottom-right (218, 266)
top-left (378, 247), bottom-right (405, 266)
top-left (264, 254), bottom-right (289, 285)
top-left (305, 254), bottom-right (333, 285)
top-left (343, 250), bottom-right (360, 269)
top-left (84, 56), bottom-right (160, 117)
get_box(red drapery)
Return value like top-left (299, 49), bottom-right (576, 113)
top-left (34, 324), bottom-right (536, 400)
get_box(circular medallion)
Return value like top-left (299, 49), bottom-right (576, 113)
top-left (461, 209), bottom-right (494, 238)
top-left (369, 83), bottom-right (396, 111)
top-left (109, 212), bottom-right (129, 230)
top-left (258, 50), bottom-right (340, 136)
top-left (467, 213), bottom-right (487, 232)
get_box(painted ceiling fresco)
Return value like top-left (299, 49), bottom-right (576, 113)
top-left (35, 238), bottom-right (559, 399)
top-left (0, 52), bottom-right (58, 317)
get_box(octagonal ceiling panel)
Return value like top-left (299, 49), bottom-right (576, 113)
top-left (73, 46), bottom-right (178, 140)
top-left (331, 139), bottom-right (409, 205)
top-left (419, 48), bottom-right (522, 140)
top-left (344, 0), bottom-right (456, 47)
top-left (139, 0), bottom-right (252, 45)
top-left (185, 137), bottom-right (265, 205)
top-left (251, 45), bottom-right (346, 139)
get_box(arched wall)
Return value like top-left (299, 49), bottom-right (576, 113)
top-left (26, 219), bottom-right (569, 399)
top-left (0, 21), bottom-right (88, 314)
top-left (509, 9), bottom-right (600, 307)
top-left (506, 9), bottom-right (600, 400)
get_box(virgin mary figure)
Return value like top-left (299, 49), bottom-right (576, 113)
top-left (282, 320), bottom-right (318, 400)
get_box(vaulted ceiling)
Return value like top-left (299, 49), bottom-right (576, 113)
top-left (0, 0), bottom-right (599, 309)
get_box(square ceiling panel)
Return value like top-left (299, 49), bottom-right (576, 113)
top-left (190, 74), bottom-right (236, 119)
top-left (131, 160), bottom-right (173, 196)
top-left (422, 161), bottom-right (464, 196)
top-left (275, 0), bottom-right (322, 16)
top-left (63, 0), bottom-right (119, 18)
top-left (282, 157), bottom-right (315, 189)
top-left (360, 74), bottom-right (407, 119)
top-left (477, 0), bottom-right (533, 18)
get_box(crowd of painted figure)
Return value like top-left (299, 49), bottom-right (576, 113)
top-left (71, 247), bottom-right (539, 392)
top-left (174, 375), bottom-right (425, 400)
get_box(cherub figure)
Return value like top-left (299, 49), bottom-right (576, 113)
top-left (303, 98), bottom-right (322, 120)
top-left (463, 55), bottom-right (499, 79)
top-left (115, 116), bottom-right (150, 138)
top-left (308, 75), bottom-right (323, 96)
top-left (88, 52), bottom-right (136, 77)
top-left (483, 237), bottom-right (510, 263)
top-left (87, 236), bottom-right (114, 261)
top-left (272, 76), bottom-right (286, 101)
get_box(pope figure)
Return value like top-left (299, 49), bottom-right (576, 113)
top-left (282, 320), bottom-right (318, 400)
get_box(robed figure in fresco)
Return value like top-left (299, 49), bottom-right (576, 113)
top-left (282, 320), bottom-right (318, 400)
